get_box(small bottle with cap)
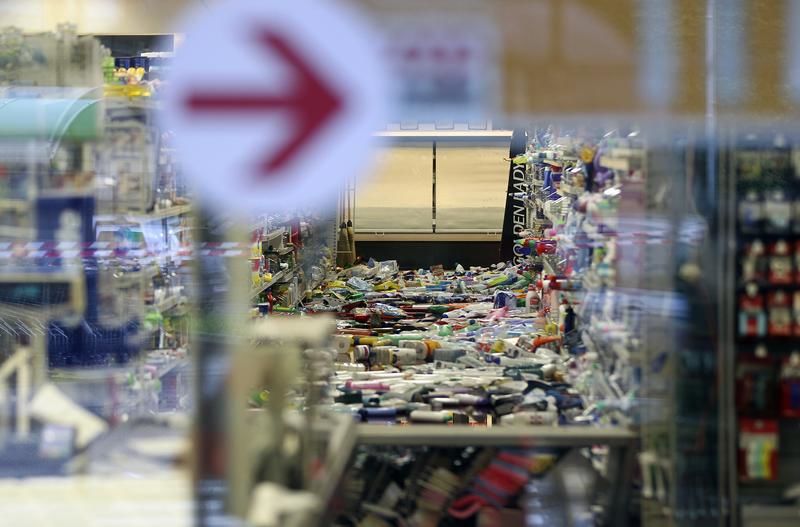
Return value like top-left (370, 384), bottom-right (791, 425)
top-left (525, 285), bottom-right (539, 313)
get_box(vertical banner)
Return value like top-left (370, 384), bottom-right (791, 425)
top-left (499, 128), bottom-right (528, 263)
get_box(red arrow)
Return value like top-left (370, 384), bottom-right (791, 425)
top-left (186, 30), bottom-right (343, 176)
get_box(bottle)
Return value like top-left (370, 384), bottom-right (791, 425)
top-left (564, 305), bottom-right (577, 334)
top-left (765, 189), bottom-right (791, 233)
top-left (558, 297), bottom-right (569, 330)
top-left (739, 191), bottom-right (763, 233)
top-left (102, 55), bottom-right (115, 84)
top-left (525, 285), bottom-right (538, 313)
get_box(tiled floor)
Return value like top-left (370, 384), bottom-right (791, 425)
top-left (0, 474), bottom-right (192, 527)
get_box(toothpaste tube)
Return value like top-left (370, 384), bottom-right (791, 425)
top-left (359, 407), bottom-right (397, 420)
top-left (345, 380), bottom-right (391, 391)
top-left (409, 410), bottom-right (453, 423)
top-left (500, 410), bottom-right (558, 425)
top-left (334, 362), bottom-right (366, 372)
top-left (454, 393), bottom-right (490, 406)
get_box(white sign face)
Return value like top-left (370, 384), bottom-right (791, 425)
top-left (162, 0), bottom-right (387, 215)
top-left (380, 15), bottom-right (499, 122)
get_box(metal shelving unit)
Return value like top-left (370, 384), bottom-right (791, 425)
top-left (355, 423), bottom-right (636, 447)
top-left (723, 132), bottom-right (800, 527)
top-left (249, 269), bottom-right (287, 299)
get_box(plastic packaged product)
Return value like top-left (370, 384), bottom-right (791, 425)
top-left (429, 397), bottom-right (460, 408)
top-left (764, 189), bottom-right (792, 232)
top-left (493, 291), bottom-right (517, 308)
top-left (359, 407), bottom-right (397, 420)
top-left (500, 410), bottom-right (558, 425)
top-left (345, 380), bottom-right (391, 391)
top-left (374, 281), bottom-right (400, 292)
top-left (453, 393), bottom-right (490, 406)
top-left (346, 276), bottom-right (372, 291)
top-left (399, 340), bottom-right (430, 361)
top-left (432, 348), bottom-right (467, 363)
top-left (390, 347), bottom-right (418, 366)
top-left (525, 285), bottom-right (539, 313)
top-left (334, 362), bottom-right (366, 372)
top-left (370, 346), bottom-right (396, 365)
top-left (780, 353), bottom-right (800, 418)
top-left (409, 410), bottom-right (453, 423)
top-left (375, 260), bottom-right (399, 277)
top-left (738, 191), bottom-right (763, 233)
top-left (385, 333), bottom-right (425, 345)
top-left (738, 418), bottom-right (778, 480)
top-left (353, 345), bottom-right (370, 361)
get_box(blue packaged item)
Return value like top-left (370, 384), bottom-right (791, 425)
top-left (493, 291), bottom-right (517, 308)
top-left (132, 56), bottom-right (149, 71)
top-left (543, 168), bottom-right (553, 198)
top-left (373, 303), bottom-right (407, 319)
top-left (358, 407), bottom-right (397, 420)
top-left (738, 191), bottom-right (762, 233)
top-left (346, 277), bottom-right (372, 291)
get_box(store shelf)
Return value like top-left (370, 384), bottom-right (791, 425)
top-left (541, 254), bottom-right (571, 278)
top-left (150, 293), bottom-right (183, 312)
top-left (269, 245), bottom-right (294, 256)
top-left (608, 148), bottom-right (645, 159)
top-left (598, 156), bottom-right (631, 172)
top-left (96, 205), bottom-right (191, 222)
top-left (306, 276), bottom-right (327, 293)
top-left (0, 225), bottom-right (35, 238)
top-left (250, 269), bottom-right (287, 298)
top-left (144, 205), bottom-right (192, 220)
top-left (116, 271), bottom-right (146, 287)
top-left (375, 130), bottom-right (513, 138)
top-left (38, 188), bottom-right (94, 199)
top-left (356, 424), bottom-right (636, 447)
top-left (256, 228), bottom-right (285, 241)
top-left (581, 219), bottom-right (598, 235)
top-left (313, 416), bottom-right (358, 517)
top-left (737, 231), bottom-right (800, 241)
top-left (50, 356), bottom-right (187, 382)
top-left (736, 336), bottom-right (800, 344)
top-left (354, 232), bottom-right (501, 242)
top-left (581, 219), bottom-right (616, 238)
top-left (542, 204), bottom-right (565, 225)
top-left (735, 283), bottom-right (800, 291)
top-left (0, 199), bottom-right (29, 212)
top-left (559, 184), bottom-right (580, 196)
top-left (150, 357), bottom-right (189, 379)
top-left (742, 505), bottom-right (800, 527)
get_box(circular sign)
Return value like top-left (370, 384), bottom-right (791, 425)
top-left (161, 0), bottom-right (387, 215)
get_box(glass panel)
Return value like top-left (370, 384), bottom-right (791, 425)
top-left (5, 1), bottom-right (800, 526)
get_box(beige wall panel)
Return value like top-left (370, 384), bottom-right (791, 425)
top-left (355, 143), bottom-right (433, 231)
top-left (436, 144), bottom-right (507, 231)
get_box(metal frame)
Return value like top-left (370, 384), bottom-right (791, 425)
top-left (721, 126), bottom-right (738, 527)
top-left (355, 424), bottom-right (635, 446)
top-left (352, 425), bottom-right (637, 527)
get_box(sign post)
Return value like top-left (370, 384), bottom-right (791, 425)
top-left (163, 0), bottom-right (387, 523)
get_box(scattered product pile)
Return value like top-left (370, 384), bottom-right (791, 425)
top-left (299, 256), bottom-right (633, 428)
